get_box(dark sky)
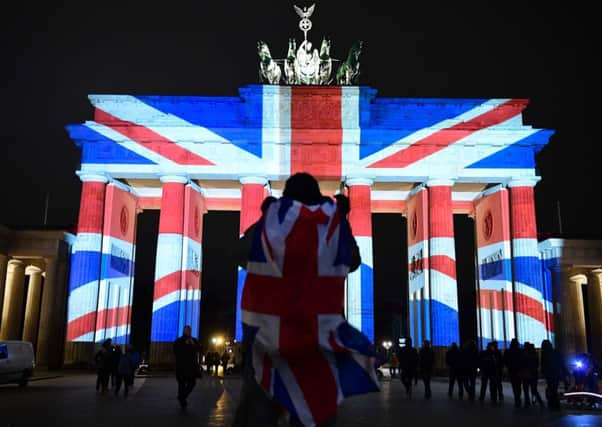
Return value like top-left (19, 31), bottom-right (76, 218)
top-left (1, 1), bottom-right (599, 346)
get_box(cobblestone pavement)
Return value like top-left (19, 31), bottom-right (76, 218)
top-left (0, 371), bottom-right (600, 427)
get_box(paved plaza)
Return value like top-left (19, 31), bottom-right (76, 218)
top-left (0, 370), bottom-right (600, 427)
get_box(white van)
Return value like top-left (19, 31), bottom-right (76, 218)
top-left (0, 340), bottom-right (36, 386)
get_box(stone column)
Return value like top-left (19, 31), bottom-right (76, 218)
top-left (150, 174), bottom-right (188, 367)
top-left (0, 253), bottom-right (8, 331)
top-left (426, 178), bottom-right (459, 347)
top-left (508, 178), bottom-right (546, 345)
top-left (235, 176), bottom-right (267, 342)
top-left (0, 260), bottom-right (26, 340)
top-left (557, 272), bottom-right (588, 357)
top-left (346, 177), bottom-right (374, 342)
top-left (22, 266), bottom-right (43, 346)
top-left (37, 257), bottom-right (61, 367)
top-left (587, 269), bottom-right (602, 364)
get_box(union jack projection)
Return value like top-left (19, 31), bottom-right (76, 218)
top-left (241, 197), bottom-right (380, 427)
top-left (65, 84), bottom-right (554, 348)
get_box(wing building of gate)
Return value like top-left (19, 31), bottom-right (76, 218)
top-left (63, 85), bottom-right (559, 365)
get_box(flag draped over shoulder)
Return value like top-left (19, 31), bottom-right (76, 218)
top-left (241, 197), bottom-right (380, 427)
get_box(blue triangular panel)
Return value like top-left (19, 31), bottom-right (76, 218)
top-left (467, 130), bottom-right (553, 169)
top-left (67, 124), bottom-right (156, 165)
top-left (136, 96), bottom-right (263, 158)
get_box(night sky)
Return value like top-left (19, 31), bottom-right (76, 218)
top-left (2, 1), bottom-right (599, 348)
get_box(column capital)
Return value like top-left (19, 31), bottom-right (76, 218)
top-left (345, 177), bottom-right (373, 187)
top-left (425, 178), bottom-right (455, 187)
top-left (76, 171), bottom-right (109, 183)
top-left (239, 176), bottom-right (268, 186)
top-left (159, 174), bottom-right (189, 184)
top-left (25, 265), bottom-right (42, 275)
top-left (569, 273), bottom-right (588, 285)
top-left (506, 177), bottom-right (541, 188)
top-left (7, 259), bottom-right (24, 267)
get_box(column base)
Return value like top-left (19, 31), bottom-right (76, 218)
top-left (149, 342), bottom-right (176, 369)
top-left (63, 342), bottom-right (97, 369)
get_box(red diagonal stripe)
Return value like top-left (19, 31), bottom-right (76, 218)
top-left (95, 109), bottom-right (214, 165)
top-left (67, 311), bottom-right (96, 341)
top-left (429, 255), bottom-right (456, 280)
top-left (368, 99), bottom-right (526, 168)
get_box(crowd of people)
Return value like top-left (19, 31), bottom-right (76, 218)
top-left (387, 336), bottom-right (600, 411)
top-left (94, 338), bottom-right (142, 397)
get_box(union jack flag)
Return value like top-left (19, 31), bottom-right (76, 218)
top-left (241, 197), bottom-right (380, 427)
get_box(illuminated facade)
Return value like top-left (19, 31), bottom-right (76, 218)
top-left (63, 85), bottom-right (561, 365)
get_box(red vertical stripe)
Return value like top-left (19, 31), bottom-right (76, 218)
top-left (509, 186), bottom-right (537, 238)
top-left (291, 87), bottom-right (342, 179)
top-left (77, 181), bottom-right (107, 233)
top-left (348, 185), bottom-right (372, 237)
top-left (159, 182), bottom-right (186, 234)
top-left (240, 183), bottom-right (265, 233)
top-left (428, 185), bottom-right (454, 238)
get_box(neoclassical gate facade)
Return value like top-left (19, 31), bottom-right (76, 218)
top-left (64, 85), bottom-right (555, 365)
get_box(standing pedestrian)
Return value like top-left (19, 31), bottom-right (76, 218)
top-left (94, 338), bottom-right (113, 394)
top-left (173, 325), bottom-right (201, 408)
top-left (524, 342), bottom-right (544, 406)
top-left (398, 337), bottom-right (419, 397)
top-left (503, 338), bottom-right (523, 407)
top-left (540, 339), bottom-right (566, 410)
top-left (446, 342), bottom-right (464, 398)
top-left (491, 340), bottom-right (504, 401)
top-left (479, 342), bottom-right (499, 403)
top-left (114, 344), bottom-right (142, 397)
top-left (419, 340), bottom-right (435, 399)
top-left (461, 339), bottom-right (479, 401)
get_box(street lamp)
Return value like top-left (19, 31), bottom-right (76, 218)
top-left (382, 340), bottom-right (392, 351)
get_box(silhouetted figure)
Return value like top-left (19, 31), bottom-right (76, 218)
top-left (491, 340), bottom-right (504, 401)
top-left (173, 325), bottom-right (201, 408)
top-left (109, 344), bottom-right (122, 390)
top-left (94, 338), bottom-right (113, 393)
top-left (233, 172), bottom-right (363, 427)
top-left (479, 342), bottom-right (499, 403)
top-left (398, 337), bottom-right (419, 397)
top-left (419, 340), bottom-right (435, 399)
top-left (115, 344), bottom-right (141, 397)
top-left (524, 342), bottom-right (543, 406)
top-left (540, 339), bottom-right (566, 410)
top-left (503, 338), bottom-right (524, 407)
top-left (446, 342), bottom-right (464, 398)
top-left (461, 339), bottom-right (479, 401)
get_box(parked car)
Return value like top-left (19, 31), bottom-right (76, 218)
top-left (0, 340), bottom-right (35, 386)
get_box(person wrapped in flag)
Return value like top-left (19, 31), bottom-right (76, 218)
top-left (234, 172), bottom-right (381, 427)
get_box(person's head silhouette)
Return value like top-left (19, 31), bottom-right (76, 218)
top-left (283, 172), bottom-right (323, 205)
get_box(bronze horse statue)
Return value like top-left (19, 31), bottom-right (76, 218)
top-left (335, 40), bottom-right (362, 85)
